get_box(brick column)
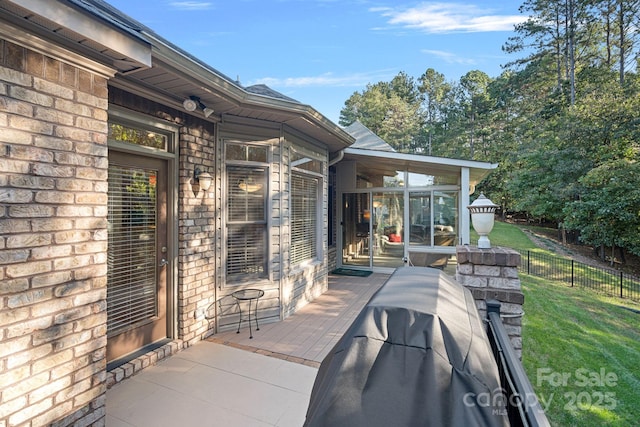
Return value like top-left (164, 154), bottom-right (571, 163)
top-left (456, 245), bottom-right (524, 358)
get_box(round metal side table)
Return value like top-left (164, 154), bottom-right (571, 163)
top-left (231, 288), bottom-right (264, 339)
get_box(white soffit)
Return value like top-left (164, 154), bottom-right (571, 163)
top-left (344, 147), bottom-right (498, 183)
top-left (6, 0), bottom-right (152, 68)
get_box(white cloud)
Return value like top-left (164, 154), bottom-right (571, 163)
top-left (375, 2), bottom-right (525, 34)
top-left (422, 49), bottom-right (476, 65)
top-left (168, 2), bottom-right (213, 10)
top-left (249, 70), bottom-right (397, 88)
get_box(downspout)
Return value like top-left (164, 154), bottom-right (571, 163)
top-left (329, 149), bottom-right (344, 270)
top-left (328, 149), bottom-right (344, 166)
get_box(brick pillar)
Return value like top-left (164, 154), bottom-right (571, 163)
top-left (456, 245), bottom-right (524, 358)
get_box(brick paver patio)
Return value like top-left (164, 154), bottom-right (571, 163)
top-left (208, 273), bottom-right (391, 367)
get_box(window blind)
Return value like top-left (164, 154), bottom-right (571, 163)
top-left (107, 165), bottom-right (158, 335)
top-left (226, 167), bottom-right (267, 280)
top-left (291, 173), bottom-right (318, 265)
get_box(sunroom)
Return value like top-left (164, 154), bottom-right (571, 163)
top-left (335, 122), bottom-right (497, 272)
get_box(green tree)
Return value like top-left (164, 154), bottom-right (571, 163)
top-left (339, 83), bottom-right (390, 133)
top-left (334, 0), bottom-right (640, 262)
top-left (378, 95), bottom-right (422, 153)
top-left (564, 160), bottom-right (640, 260)
top-left (389, 71), bottom-right (422, 106)
top-left (462, 71), bottom-right (494, 159)
top-left (339, 73), bottom-right (423, 151)
top-left (418, 68), bottom-right (451, 155)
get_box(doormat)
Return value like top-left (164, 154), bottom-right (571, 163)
top-left (331, 268), bottom-right (372, 277)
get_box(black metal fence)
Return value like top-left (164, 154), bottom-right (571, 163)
top-left (518, 249), bottom-right (640, 302)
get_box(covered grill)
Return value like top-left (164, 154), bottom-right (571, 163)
top-left (305, 267), bottom-right (509, 427)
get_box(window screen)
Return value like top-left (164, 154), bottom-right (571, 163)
top-left (107, 165), bottom-right (158, 335)
top-left (226, 166), bottom-right (267, 281)
top-left (291, 172), bottom-right (318, 265)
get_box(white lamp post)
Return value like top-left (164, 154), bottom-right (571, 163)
top-left (468, 193), bottom-right (499, 249)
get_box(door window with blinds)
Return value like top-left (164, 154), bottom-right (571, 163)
top-left (225, 142), bottom-right (269, 283)
top-left (291, 149), bottom-right (323, 267)
top-left (107, 166), bottom-right (158, 335)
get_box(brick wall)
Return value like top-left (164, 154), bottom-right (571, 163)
top-left (456, 245), bottom-right (524, 358)
top-left (109, 87), bottom-right (220, 345)
top-left (0, 39), bottom-right (108, 426)
top-left (177, 123), bottom-right (217, 344)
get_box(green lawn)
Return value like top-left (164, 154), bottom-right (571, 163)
top-left (473, 220), bottom-right (539, 251)
top-left (486, 222), bottom-right (640, 426)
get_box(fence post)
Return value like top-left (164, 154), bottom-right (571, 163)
top-left (620, 271), bottom-right (624, 298)
top-left (527, 250), bottom-right (530, 275)
top-left (571, 260), bottom-right (574, 287)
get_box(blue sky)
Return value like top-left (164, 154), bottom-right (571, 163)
top-left (106, 1), bottom-right (527, 123)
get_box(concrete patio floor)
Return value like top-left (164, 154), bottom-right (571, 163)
top-left (106, 272), bottom-right (390, 427)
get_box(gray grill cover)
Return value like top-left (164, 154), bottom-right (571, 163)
top-left (304, 267), bottom-right (509, 427)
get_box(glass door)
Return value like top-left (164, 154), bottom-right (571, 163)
top-left (372, 192), bottom-right (405, 268)
top-left (342, 193), bottom-right (370, 267)
top-left (341, 192), bottom-right (406, 269)
top-left (107, 152), bottom-right (169, 364)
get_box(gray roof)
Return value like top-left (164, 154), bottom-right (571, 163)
top-left (341, 121), bottom-right (497, 185)
top-left (343, 121), bottom-right (396, 152)
top-left (245, 84), bottom-right (299, 103)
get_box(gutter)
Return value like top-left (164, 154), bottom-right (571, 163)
top-left (328, 150), bottom-right (344, 166)
top-left (145, 32), bottom-right (353, 148)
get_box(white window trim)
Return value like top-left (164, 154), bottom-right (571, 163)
top-left (290, 148), bottom-right (324, 269)
top-left (223, 139), bottom-right (273, 285)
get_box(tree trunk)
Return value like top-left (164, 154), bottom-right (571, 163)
top-left (618, 1), bottom-right (625, 85)
top-left (568, 0), bottom-right (576, 105)
top-left (605, 2), bottom-right (612, 67)
top-left (556, 8), bottom-right (563, 90)
top-left (610, 244), bottom-right (616, 266)
top-left (559, 223), bottom-right (567, 245)
top-left (618, 246), bottom-right (626, 265)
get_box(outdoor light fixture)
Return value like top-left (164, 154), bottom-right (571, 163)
top-left (202, 106), bottom-right (214, 118)
top-left (194, 166), bottom-right (213, 192)
top-left (468, 193), bottom-right (499, 249)
top-left (183, 96), bottom-right (214, 118)
top-left (183, 97), bottom-right (198, 112)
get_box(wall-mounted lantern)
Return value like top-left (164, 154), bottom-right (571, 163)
top-left (194, 167), bottom-right (213, 192)
top-left (467, 193), bottom-right (499, 249)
